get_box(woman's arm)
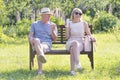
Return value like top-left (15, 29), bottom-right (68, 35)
top-left (84, 21), bottom-right (96, 42)
top-left (84, 21), bottom-right (91, 36)
top-left (66, 27), bottom-right (70, 39)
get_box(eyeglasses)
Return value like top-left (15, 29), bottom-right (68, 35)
top-left (74, 12), bottom-right (82, 15)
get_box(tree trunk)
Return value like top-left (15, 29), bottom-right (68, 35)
top-left (35, 9), bottom-right (39, 21)
top-left (108, 4), bottom-right (112, 14)
top-left (16, 11), bottom-right (21, 22)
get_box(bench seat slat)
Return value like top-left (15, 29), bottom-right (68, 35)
top-left (45, 50), bottom-right (69, 54)
top-left (45, 50), bottom-right (92, 55)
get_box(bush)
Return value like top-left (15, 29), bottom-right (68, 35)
top-left (3, 19), bottom-right (31, 38)
top-left (0, 26), bottom-right (10, 43)
top-left (3, 26), bottom-right (17, 38)
top-left (93, 11), bottom-right (120, 32)
top-left (16, 19), bottom-right (31, 37)
top-left (50, 16), bottom-right (65, 25)
top-left (82, 14), bottom-right (92, 24)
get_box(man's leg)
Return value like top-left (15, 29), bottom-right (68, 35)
top-left (33, 38), bottom-right (46, 74)
top-left (33, 38), bottom-right (46, 63)
top-left (37, 58), bottom-right (42, 74)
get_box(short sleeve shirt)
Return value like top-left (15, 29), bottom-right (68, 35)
top-left (30, 21), bottom-right (58, 48)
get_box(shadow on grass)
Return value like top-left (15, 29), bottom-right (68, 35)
top-left (109, 62), bottom-right (120, 77)
top-left (0, 69), bottom-right (74, 80)
top-left (7, 39), bottom-right (28, 45)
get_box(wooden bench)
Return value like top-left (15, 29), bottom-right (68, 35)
top-left (29, 25), bottom-right (94, 70)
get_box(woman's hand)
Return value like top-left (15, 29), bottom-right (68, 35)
top-left (90, 36), bottom-right (96, 42)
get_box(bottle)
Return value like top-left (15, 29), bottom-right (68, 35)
top-left (65, 18), bottom-right (70, 27)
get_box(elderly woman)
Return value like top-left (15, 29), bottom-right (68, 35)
top-left (66, 8), bottom-right (96, 75)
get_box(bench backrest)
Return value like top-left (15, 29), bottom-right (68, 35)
top-left (53, 24), bottom-right (92, 44)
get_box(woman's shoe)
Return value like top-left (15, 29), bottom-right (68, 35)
top-left (70, 71), bottom-right (75, 75)
top-left (38, 71), bottom-right (42, 75)
top-left (76, 64), bottom-right (82, 70)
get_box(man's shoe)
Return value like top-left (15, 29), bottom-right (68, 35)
top-left (38, 55), bottom-right (47, 63)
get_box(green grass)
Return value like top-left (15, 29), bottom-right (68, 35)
top-left (0, 33), bottom-right (120, 80)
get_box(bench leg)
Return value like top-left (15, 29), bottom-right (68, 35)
top-left (30, 50), bottom-right (36, 70)
top-left (30, 57), bottom-right (32, 70)
top-left (88, 52), bottom-right (94, 69)
top-left (30, 48), bottom-right (32, 70)
top-left (29, 44), bottom-right (36, 70)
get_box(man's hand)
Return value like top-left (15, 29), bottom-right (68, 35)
top-left (50, 24), bottom-right (55, 31)
top-left (50, 24), bottom-right (57, 41)
top-left (29, 37), bottom-right (34, 46)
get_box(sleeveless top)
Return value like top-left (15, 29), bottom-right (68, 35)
top-left (69, 21), bottom-right (84, 38)
top-left (66, 21), bottom-right (85, 50)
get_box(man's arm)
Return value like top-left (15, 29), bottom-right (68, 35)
top-left (51, 25), bottom-right (57, 41)
top-left (28, 32), bottom-right (34, 46)
top-left (65, 27), bottom-right (70, 39)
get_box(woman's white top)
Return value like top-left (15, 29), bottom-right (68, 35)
top-left (66, 21), bottom-right (85, 51)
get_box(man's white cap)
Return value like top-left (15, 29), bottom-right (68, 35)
top-left (41, 8), bottom-right (52, 14)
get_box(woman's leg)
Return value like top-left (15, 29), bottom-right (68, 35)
top-left (70, 41), bottom-right (81, 72)
top-left (70, 46), bottom-right (75, 72)
top-left (71, 41), bottom-right (81, 64)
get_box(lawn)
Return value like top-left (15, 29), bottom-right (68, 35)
top-left (0, 33), bottom-right (120, 80)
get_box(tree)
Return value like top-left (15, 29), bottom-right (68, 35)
top-left (111, 0), bottom-right (120, 18)
top-left (4, 0), bottom-right (32, 24)
top-left (0, 0), bottom-right (7, 26)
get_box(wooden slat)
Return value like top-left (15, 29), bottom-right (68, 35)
top-left (45, 50), bottom-right (92, 55)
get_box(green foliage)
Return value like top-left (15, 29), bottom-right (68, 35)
top-left (3, 26), bottom-right (17, 38)
top-left (2, 0), bottom-right (120, 26)
top-left (0, 0), bottom-right (7, 26)
top-left (0, 32), bottom-right (9, 43)
top-left (55, 18), bottom-right (65, 25)
top-left (93, 12), bottom-right (120, 32)
top-left (50, 16), bottom-right (65, 25)
top-left (50, 16), bottom-right (56, 23)
top-left (112, 0), bottom-right (120, 19)
top-left (0, 19), bottom-right (31, 43)
top-left (82, 14), bottom-right (92, 24)
top-left (1, 0), bottom-right (120, 39)
top-left (3, 19), bottom-right (31, 38)
top-left (0, 26), bottom-right (12, 43)
top-left (86, 9), bottom-right (96, 18)
top-left (16, 19), bottom-right (31, 37)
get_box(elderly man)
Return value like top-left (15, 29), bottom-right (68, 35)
top-left (28, 7), bottom-right (58, 75)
